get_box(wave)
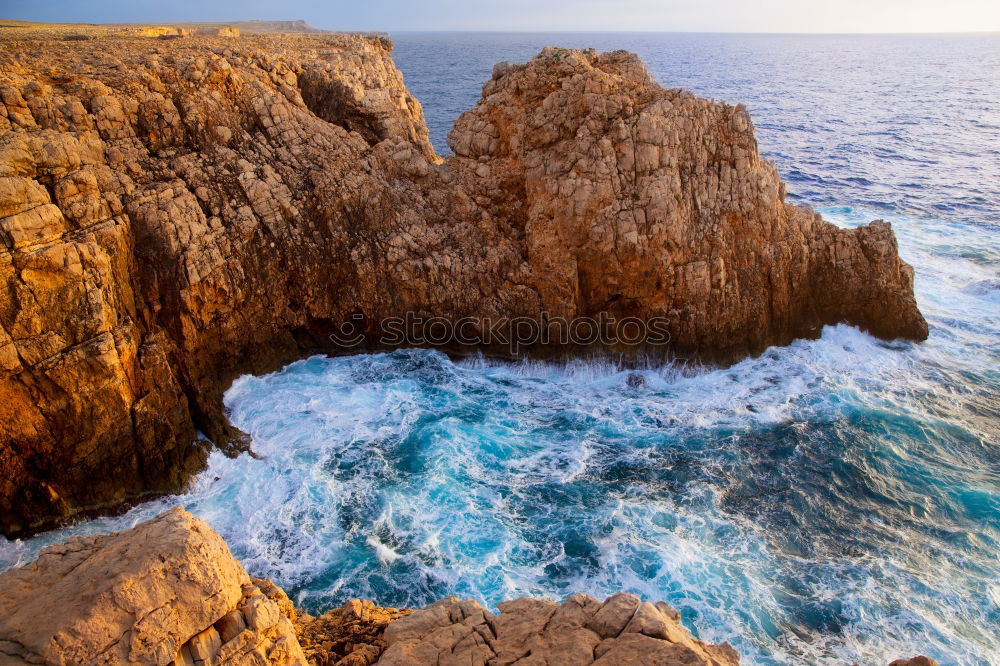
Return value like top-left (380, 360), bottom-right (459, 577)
top-left (4, 305), bottom-right (995, 665)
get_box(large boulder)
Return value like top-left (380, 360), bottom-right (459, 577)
top-left (0, 508), bottom-right (306, 665)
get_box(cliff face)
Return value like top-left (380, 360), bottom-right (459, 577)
top-left (447, 49), bottom-right (927, 353)
top-left (0, 35), bottom-right (926, 536)
top-left (0, 33), bottom-right (450, 536)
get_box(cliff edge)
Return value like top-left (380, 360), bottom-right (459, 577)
top-left (0, 33), bottom-right (926, 536)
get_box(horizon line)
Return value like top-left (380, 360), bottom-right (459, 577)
top-left (380, 29), bottom-right (1000, 35)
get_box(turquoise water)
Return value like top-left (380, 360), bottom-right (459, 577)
top-left (3, 34), bottom-right (1000, 666)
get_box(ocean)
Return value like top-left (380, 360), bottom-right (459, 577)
top-left (3, 33), bottom-right (999, 666)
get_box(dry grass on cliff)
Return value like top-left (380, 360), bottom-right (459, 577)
top-left (0, 19), bottom-right (386, 43)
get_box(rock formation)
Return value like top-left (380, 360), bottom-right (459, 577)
top-left (449, 48), bottom-right (927, 354)
top-left (377, 594), bottom-right (739, 666)
top-left (0, 31), bottom-right (927, 536)
top-left (0, 508), bottom-right (306, 665)
top-left (135, 27), bottom-right (185, 38)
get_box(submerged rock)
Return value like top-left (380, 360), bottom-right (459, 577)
top-left (0, 32), bottom-right (926, 536)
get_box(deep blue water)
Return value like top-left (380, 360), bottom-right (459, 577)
top-left (3, 33), bottom-right (999, 666)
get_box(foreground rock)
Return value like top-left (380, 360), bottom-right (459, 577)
top-left (0, 508), bottom-right (737, 666)
top-left (0, 508), bottom-right (305, 665)
top-left (378, 594), bottom-right (739, 666)
top-left (0, 30), bottom-right (927, 535)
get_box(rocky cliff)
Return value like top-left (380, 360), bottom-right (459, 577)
top-left (0, 32), bottom-right (927, 536)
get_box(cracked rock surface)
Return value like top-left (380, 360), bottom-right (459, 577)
top-left (0, 507), bottom-right (306, 665)
top-left (376, 593), bottom-right (739, 666)
top-left (0, 33), bottom-right (926, 537)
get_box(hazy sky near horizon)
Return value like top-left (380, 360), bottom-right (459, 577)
top-left (5, 0), bottom-right (999, 33)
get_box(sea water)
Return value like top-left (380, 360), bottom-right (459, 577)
top-left (2, 33), bottom-right (998, 666)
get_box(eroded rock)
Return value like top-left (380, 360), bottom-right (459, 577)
top-left (447, 47), bottom-right (927, 353)
top-left (377, 593), bottom-right (739, 666)
top-left (0, 507), bottom-right (305, 665)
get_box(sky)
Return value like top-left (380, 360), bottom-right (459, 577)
top-left (4, 0), bottom-right (1000, 33)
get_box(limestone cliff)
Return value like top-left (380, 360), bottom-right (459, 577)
top-left (0, 33), bottom-right (926, 536)
top-left (449, 49), bottom-right (927, 353)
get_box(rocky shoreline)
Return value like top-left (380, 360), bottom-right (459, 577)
top-left (0, 26), bottom-right (928, 538)
top-left (0, 508), bottom-right (938, 665)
